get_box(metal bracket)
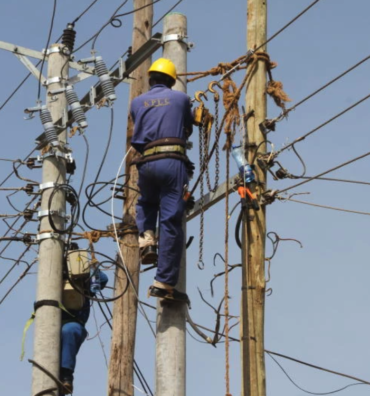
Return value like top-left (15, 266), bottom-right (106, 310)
top-left (36, 232), bottom-right (68, 243)
top-left (13, 53), bottom-right (47, 83)
top-left (37, 151), bottom-right (73, 163)
top-left (68, 71), bottom-right (94, 85)
top-left (43, 47), bottom-right (59, 55)
top-left (38, 210), bottom-right (70, 221)
top-left (43, 76), bottom-right (62, 86)
top-left (39, 182), bottom-right (58, 191)
top-left (162, 34), bottom-right (194, 51)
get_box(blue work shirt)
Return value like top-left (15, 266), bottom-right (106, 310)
top-left (130, 84), bottom-right (193, 153)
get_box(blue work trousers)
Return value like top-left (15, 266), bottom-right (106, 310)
top-left (61, 321), bottom-right (87, 372)
top-left (137, 158), bottom-right (188, 286)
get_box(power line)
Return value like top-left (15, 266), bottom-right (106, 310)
top-left (267, 352), bottom-right (365, 395)
top-left (71, 0), bottom-right (101, 24)
top-left (279, 197), bottom-right (370, 217)
top-left (296, 176), bottom-right (370, 187)
top-left (276, 92), bottom-right (370, 155)
top-left (153, 0), bottom-right (184, 28)
top-left (0, 0), bottom-right (102, 113)
top-left (37, 0), bottom-right (58, 101)
top-left (278, 151), bottom-right (370, 194)
top-left (283, 53), bottom-right (370, 116)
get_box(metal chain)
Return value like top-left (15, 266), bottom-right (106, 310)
top-left (197, 125), bottom-right (205, 270)
top-left (204, 100), bottom-right (220, 192)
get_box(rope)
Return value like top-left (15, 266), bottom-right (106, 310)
top-left (224, 148), bottom-right (231, 396)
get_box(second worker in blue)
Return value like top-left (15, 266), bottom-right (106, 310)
top-left (130, 58), bottom-right (194, 304)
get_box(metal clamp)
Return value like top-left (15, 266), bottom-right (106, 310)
top-left (162, 34), bottom-right (194, 51)
top-left (36, 232), bottom-right (68, 243)
top-left (37, 210), bottom-right (70, 222)
top-left (38, 151), bottom-right (73, 163)
top-left (43, 76), bottom-right (62, 86)
top-left (42, 46), bottom-right (61, 55)
top-left (39, 182), bottom-right (58, 191)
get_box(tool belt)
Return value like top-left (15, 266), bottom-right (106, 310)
top-left (131, 137), bottom-right (187, 166)
top-left (130, 137), bottom-right (195, 177)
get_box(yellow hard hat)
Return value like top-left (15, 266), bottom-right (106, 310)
top-left (148, 58), bottom-right (177, 81)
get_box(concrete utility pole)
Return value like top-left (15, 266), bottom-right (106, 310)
top-left (156, 13), bottom-right (188, 396)
top-left (241, 0), bottom-right (267, 395)
top-left (32, 44), bottom-right (69, 395)
top-left (108, 1), bottom-right (153, 395)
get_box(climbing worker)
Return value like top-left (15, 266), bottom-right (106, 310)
top-left (130, 57), bottom-right (194, 304)
top-left (60, 269), bottom-right (108, 394)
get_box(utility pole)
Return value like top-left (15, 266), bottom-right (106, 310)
top-left (156, 13), bottom-right (188, 396)
top-left (241, 0), bottom-right (267, 395)
top-left (108, 1), bottom-right (153, 395)
top-left (32, 44), bottom-right (69, 395)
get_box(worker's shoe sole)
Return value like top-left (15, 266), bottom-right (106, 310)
top-left (60, 381), bottom-right (73, 395)
top-left (148, 286), bottom-right (190, 306)
top-left (140, 245), bottom-right (158, 265)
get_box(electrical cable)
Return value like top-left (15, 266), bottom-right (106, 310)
top-left (0, 0), bottom-right (99, 113)
top-left (37, 0), bottom-right (58, 101)
top-left (278, 150), bottom-right (370, 194)
top-left (267, 352), bottom-right (365, 395)
top-left (277, 91), bottom-right (370, 156)
top-left (96, 298), bottom-right (154, 396)
top-left (287, 54), bottom-right (370, 113)
top-left (78, 133), bottom-right (90, 198)
top-left (48, 184), bottom-right (80, 234)
top-left (82, 107), bottom-right (114, 231)
top-left (71, 0), bottom-right (101, 24)
top-left (279, 197), bottom-right (370, 217)
top-left (0, 148), bottom-right (36, 188)
top-left (296, 176), bottom-right (370, 187)
top-left (111, 147), bottom-right (156, 338)
top-left (73, 0), bottom-right (130, 53)
top-left (153, 0), bottom-right (184, 27)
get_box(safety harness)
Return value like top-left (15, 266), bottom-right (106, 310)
top-left (131, 137), bottom-right (188, 166)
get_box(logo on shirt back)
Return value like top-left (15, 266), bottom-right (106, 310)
top-left (143, 98), bottom-right (170, 108)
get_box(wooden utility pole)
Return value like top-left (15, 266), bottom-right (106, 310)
top-left (32, 44), bottom-right (69, 395)
top-left (108, 1), bottom-right (153, 395)
top-left (155, 13), bottom-right (188, 396)
top-left (241, 0), bottom-right (267, 395)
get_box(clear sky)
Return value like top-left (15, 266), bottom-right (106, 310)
top-left (1, 0), bottom-right (370, 395)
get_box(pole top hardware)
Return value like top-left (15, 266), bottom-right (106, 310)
top-left (39, 181), bottom-right (59, 191)
top-left (161, 34), bottom-right (194, 52)
top-left (36, 232), bottom-right (68, 243)
top-left (37, 151), bottom-right (73, 163)
top-left (43, 77), bottom-right (62, 87)
top-left (37, 210), bottom-right (70, 222)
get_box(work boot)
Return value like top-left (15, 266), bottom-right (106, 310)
top-left (148, 285), bottom-right (190, 306)
top-left (140, 245), bottom-right (158, 265)
top-left (60, 368), bottom-right (74, 395)
top-left (139, 230), bottom-right (158, 264)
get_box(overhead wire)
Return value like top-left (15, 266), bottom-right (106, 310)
top-left (0, 0), bottom-right (101, 113)
top-left (282, 53), bottom-right (370, 118)
top-left (97, 297), bottom-right (154, 396)
top-left (153, 0), bottom-right (184, 28)
top-left (276, 92), bottom-right (370, 156)
top-left (267, 352), bottom-right (365, 395)
top-left (278, 151), bottom-right (370, 194)
top-left (279, 197), bottom-right (370, 217)
top-left (37, 0), bottom-right (58, 101)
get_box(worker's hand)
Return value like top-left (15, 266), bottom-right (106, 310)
top-left (186, 160), bottom-right (195, 178)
